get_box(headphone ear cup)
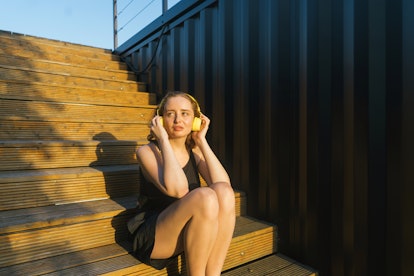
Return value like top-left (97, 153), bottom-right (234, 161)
top-left (192, 117), bottom-right (202, 131)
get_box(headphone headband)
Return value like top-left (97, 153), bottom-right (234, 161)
top-left (157, 92), bottom-right (201, 117)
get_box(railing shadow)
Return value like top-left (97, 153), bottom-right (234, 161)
top-left (90, 132), bottom-right (140, 258)
top-left (0, 31), bottom-right (68, 273)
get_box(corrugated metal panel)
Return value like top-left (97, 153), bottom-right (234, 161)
top-left (117, 0), bottom-right (414, 275)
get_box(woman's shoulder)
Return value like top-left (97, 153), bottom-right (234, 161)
top-left (136, 142), bottom-right (158, 159)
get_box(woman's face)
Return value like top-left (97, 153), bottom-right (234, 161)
top-left (162, 96), bottom-right (195, 138)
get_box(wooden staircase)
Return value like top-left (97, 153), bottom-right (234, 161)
top-left (0, 31), bottom-right (317, 275)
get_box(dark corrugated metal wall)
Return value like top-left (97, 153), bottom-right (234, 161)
top-left (117, 0), bottom-right (414, 275)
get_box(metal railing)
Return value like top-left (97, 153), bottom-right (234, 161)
top-left (113, 0), bottom-right (181, 49)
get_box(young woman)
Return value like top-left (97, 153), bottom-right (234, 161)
top-left (128, 91), bottom-right (235, 276)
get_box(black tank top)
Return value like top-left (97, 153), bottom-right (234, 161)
top-left (139, 149), bottom-right (201, 212)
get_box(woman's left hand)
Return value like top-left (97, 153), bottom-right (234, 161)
top-left (192, 113), bottom-right (209, 144)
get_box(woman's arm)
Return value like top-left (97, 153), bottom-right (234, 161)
top-left (192, 114), bottom-right (231, 186)
top-left (136, 116), bottom-right (189, 198)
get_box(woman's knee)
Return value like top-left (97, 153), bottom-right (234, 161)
top-left (189, 187), bottom-right (219, 219)
top-left (210, 182), bottom-right (235, 213)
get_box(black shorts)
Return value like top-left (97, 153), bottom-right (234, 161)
top-left (131, 210), bottom-right (180, 270)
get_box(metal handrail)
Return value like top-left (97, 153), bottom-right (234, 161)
top-left (113, 0), bottom-right (173, 50)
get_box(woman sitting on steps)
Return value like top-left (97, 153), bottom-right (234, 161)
top-left (128, 91), bottom-right (235, 276)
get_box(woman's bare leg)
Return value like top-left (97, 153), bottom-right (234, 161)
top-left (151, 187), bottom-right (219, 276)
top-left (206, 182), bottom-right (236, 276)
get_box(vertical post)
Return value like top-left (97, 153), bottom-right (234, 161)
top-left (162, 0), bottom-right (168, 13)
top-left (113, 0), bottom-right (118, 49)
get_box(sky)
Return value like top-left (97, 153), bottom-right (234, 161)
top-left (0, 0), bottom-right (180, 50)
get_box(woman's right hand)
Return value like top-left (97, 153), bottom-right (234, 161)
top-left (150, 115), bottom-right (168, 142)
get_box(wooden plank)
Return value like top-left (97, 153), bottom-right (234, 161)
top-left (0, 243), bottom-right (132, 276)
top-left (0, 66), bottom-right (144, 91)
top-left (0, 165), bottom-right (141, 211)
top-left (0, 80), bottom-right (156, 106)
top-left (0, 188), bottom-right (244, 231)
top-left (0, 217), bottom-right (127, 267)
top-left (0, 120), bottom-right (151, 140)
top-left (0, 31), bottom-right (119, 61)
top-left (0, 140), bottom-right (145, 171)
top-left (0, 44), bottom-right (127, 71)
top-left (0, 162), bottom-right (244, 213)
top-left (0, 47), bottom-right (127, 71)
top-left (0, 55), bottom-right (136, 81)
top-left (0, 99), bottom-right (155, 123)
top-left (0, 197), bottom-right (136, 234)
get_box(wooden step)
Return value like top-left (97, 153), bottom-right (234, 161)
top-left (0, 66), bottom-right (144, 91)
top-left (0, 55), bottom-right (136, 81)
top-left (0, 163), bottom-right (246, 214)
top-left (0, 191), bottom-right (245, 234)
top-left (0, 140), bottom-right (146, 171)
top-left (0, 80), bottom-right (155, 140)
top-left (0, 43), bottom-right (128, 71)
top-left (0, 30), bottom-right (118, 61)
top-left (0, 197), bottom-right (134, 267)
top-left (222, 254), bottom-right (318, 276)
top-left (0, 80), bottom-right (156, 106)
top-left (0, 216), bottom-right (275, 275)
top-left (0, 196), bottom-right (135, 235)
top-left (0, 99), bottom-right (154, 123)
top-left (0, 165), bottom-right (141, 210)
top-left (0, 80), bottom-right (156, 140)
top-left (0, 120), bottom-right (152, 140)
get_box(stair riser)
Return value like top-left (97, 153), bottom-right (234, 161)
top-left (0, 33), bottom-right (119, 62)
top-left (0, 55), bottom-right (136, 81)
top-left (0, 142), bottom-right (140, 171)
top-left (0, 173), bottom-right (245, 216)
top-left (0, 216), bottom-right (129, 267)
top-left (0, 81), bottom-right (155, 106)
top-left (0, 67), bottom-right (144, 91)
top-left (0, 121), bottom-right (151, 140)
top-left (0, 46), bottom-right (127, 71)
top-left (0, 171), bottom-right (141, 211)
top-left (0, 99), bottom-right (154, 123)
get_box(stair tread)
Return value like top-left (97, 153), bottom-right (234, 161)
top-left (0, 188), bottom-right (245, 233)
top-left (0, 139), bottom-right (145, 171)
top-left (0, 216), bottom-right (276, 275)
top-left (0, 64), bottom-right (139, 85)
top-left (0, 196), bottom-right (137, 234)
top-left (222, 254), bottom-right (318, 276)
top-left (0, 98), bottom-right (155, 120)
top-left (0, 120), bottom-right (153, 141)
top-left (0, 164), bottom-right (140, 184)
top-left (0, 54), bottom-right (134, 76)
top-left (0, 139), bottom-right (147, 147)
top-left (0, 30), bottom-right (117, 59)
top-left (0, 79), bottom-right (156, 106)
top-left (0, 66), bottom-right (144, 91)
